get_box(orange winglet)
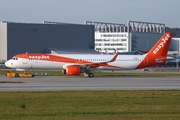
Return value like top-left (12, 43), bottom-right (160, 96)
top-left (109, 52), bottom-right (119, 62)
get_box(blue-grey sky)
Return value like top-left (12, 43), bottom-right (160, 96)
top-left (0, 0), bottom-right (179, 28)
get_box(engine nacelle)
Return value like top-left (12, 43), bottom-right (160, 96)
top-left (66, 66), bottom-right (81, 76)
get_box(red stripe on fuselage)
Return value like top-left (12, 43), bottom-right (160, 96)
top-left (13, 54), bottom-right (123, 69)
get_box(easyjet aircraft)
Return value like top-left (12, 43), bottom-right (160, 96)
top-left (5, 32), bottom-right (172, 78)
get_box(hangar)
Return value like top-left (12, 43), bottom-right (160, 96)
top-left (0, 21), bottom-right (95, 62)
top-left (86, 21), bottom-right (166, 54)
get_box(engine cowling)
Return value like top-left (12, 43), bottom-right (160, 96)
top-left (66, 66), bottom-right (81, 76)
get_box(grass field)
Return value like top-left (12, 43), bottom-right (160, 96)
top-left (0, 90), bottom-right (180, 120)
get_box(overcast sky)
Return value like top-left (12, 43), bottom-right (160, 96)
top-left (0, 0), bottom-right (179, 28)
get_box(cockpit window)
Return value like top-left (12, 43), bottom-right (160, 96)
top-left (12, 58), bottom-right (18, 60)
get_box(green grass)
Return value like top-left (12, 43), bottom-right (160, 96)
top-left (0, 90), bottom-right (180, 120)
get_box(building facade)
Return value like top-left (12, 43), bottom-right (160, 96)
top-left (86, 21), bottom-right (166, 54)
top-left (0, 21), bottom-right (94, 61)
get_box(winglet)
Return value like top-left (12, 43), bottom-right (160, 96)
top-left (109, 52), bottom-right (119, 62)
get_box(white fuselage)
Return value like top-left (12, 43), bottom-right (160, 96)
top-left (5, 54), bottom-right (146, 70)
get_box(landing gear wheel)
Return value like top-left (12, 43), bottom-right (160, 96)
top-left (88, 73), bottom-right (94, 78)
top-left (15, 74), bottom-right (19, 77)
top-left (32, 75), bottom-right (35, 77)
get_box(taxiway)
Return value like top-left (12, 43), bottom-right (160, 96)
top-left (0, 75), bottom-right (180, 91)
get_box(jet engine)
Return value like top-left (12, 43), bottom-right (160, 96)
top-left (65, 66), bottom-right (81, 76)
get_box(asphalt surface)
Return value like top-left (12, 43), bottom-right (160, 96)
top-left (0, 75), bottom-right (180, 91)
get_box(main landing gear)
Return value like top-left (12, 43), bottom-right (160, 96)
top-left (83, 67), bottom-right (94, 78)
top-left (84, 72), bottom-right (94, 78)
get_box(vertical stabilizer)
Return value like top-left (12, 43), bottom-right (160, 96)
top-left (136, 32), bottom-right (172, 69)
top-left (147, 32), bottom-right (172, 57)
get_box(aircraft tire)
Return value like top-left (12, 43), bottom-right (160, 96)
top-left (15, 74), bottom-right (19, 77)
top-left (88, 73), bottom-right (94, 78)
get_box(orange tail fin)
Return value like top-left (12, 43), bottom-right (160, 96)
top-left (136, 32), bottom-right (172, 69)
top-left (147, 32), bottom-right (172, 57)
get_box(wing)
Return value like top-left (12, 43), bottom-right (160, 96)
top-left (81, 52), bottom-right (119, 68)
top-left (63, 52), bottom-right (120, 76)
top-left (62, 52), bottom-right (120, 70)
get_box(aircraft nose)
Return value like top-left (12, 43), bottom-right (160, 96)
top-left (5, 61), bottom-right (11, 68)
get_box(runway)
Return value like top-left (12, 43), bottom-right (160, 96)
top-left (0, 75), bottom-right (180, 91)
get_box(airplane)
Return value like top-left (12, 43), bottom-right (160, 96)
top-left (5, 32), bottom-right (172, 78)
